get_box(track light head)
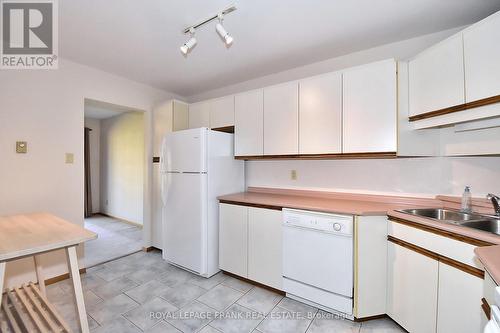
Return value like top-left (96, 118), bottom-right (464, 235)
top-left (180, 28), bottom-right (197, 55)
top-left (215, 22), bottom-right (233, 46)
top-left (216, 14), bottom-right (233, 46)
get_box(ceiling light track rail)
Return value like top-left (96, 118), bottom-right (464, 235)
top-left (182, 4), bottom-right (236, 34)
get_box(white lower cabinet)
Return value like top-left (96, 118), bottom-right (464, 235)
top-left (219, 203), bottom-right (248, 277)
top-left (388, 233), bottom-right (485, 333)
top-left (387, 241), bottom-right (439, 333)
top-left (437, 262), bottom-right (483, 333)
top-left (219, 203), bottom-right (283, 290)
top-left (248, 207), bottom-right (283, 290)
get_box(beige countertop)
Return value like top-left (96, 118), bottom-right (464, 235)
top-left (218, 187), bottom-right (440, 216)
top-left (475, 245), bottom-right (500, 285)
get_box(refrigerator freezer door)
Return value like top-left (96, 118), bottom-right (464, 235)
top-left (162, 128), bottom-right (207, 173)
top-left (163, 173), bottom-right (207, 274)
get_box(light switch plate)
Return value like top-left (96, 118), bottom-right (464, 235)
top-left (291, 170), bottom-right (297, 180)
top-left (65, 153), bottom-right (74, 164)
top-left (16, 141), bottom-right (27, 153)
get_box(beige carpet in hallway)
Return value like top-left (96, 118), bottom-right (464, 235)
top-left (84, 215), bottom-right (142, 267)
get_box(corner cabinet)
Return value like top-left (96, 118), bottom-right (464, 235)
top-left (234, 89), bottom-right (264, 157)
top-left (219, 203), bottom-right (283, 290)
top-left (343, 59), bottom-right (397, 153)
top-left (263, 82), bottom-right (299, 156)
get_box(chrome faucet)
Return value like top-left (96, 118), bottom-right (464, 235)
top-left (487, 193), bottom-right (500, 216)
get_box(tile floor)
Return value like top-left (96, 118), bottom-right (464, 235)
top-left (45, 250), bottom-right (405, 333)
top-left (84, 215), bottom-right (143, 267)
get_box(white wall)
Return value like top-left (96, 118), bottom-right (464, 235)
top-left (100, 112), bottom-right (144, 224)
top-left (84, 118), bottom-right (101, 213)
top-left (246, 157), bottom-right (500, 198)
top-left (0, 59), bottom-right (178, 287)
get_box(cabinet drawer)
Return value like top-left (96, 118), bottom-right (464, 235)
top-left (388, 220), bottom-right (481, 269)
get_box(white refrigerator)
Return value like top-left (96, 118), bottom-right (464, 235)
top-left (160, 128), bottom-right (244, 277)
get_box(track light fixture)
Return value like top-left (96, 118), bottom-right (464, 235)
top-left (180, 4), bottom-right (236, 57)
top-left (180, 27), bottom-right (197, 55)
top-left (216, 14), bottom-right (233, 46)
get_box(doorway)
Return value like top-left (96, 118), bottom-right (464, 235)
top-left (83, 98), bottom-right (145, 267)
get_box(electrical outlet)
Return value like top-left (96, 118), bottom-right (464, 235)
top-left (65, 153), bottom-right (74, 164)
top-left (16, 141), bottom-right (27, 153)
top-left (291, 170), bottom-right (297, 180)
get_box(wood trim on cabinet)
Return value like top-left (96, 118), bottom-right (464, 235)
top-left (221, 270), bottom-right (286, 296)
top-left (409, 94), bottom-right (500, 122)
top-left (388, 236), bottom-right (485, 279)
top-left (219, 200), bottom-right (283, 211)
top-left (482, 298), bottom-right (491, 320)
top-left (235, 152), bottom-right (397, 160)
top-left (388, 217), bottom-right (494, 247)
top-left (212, 126), bottom-right (235, 133)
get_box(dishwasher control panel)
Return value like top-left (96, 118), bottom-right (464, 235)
top-left (283, 209), bottom-right (353, 235)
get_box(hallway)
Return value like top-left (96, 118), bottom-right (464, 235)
top-left (84, 215), bottom-right (142, 267)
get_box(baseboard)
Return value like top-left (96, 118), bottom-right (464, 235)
top-left (92, 213), bottom-right (143, 228)
top-left (221, 271), bottom-right (286, 296)
top-left (142, 246), bottom-right (161, 252)
top-left (354, 313), bottom-right (387, 322)
top-left (45, 268), bottom-right (87, 286)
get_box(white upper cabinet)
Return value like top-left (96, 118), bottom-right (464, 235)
top-left (188, 101), bottom-right (210, 129)
top-left (263, 81), bottom-right (299, 155)
top-left (173, 100), bottom-right (189, 131)
top-left (409, 34), bottom-right (465, 116)
top-left (234, 89), bottom-right (264, 156)
top-left (299, 72), bottom-right (342, 154)
top-left (210, 95), bottom-right (235, 129)
top-left (343, 59), bottom-right (397, 153)
top-left (463, 12), bottom-right (500, 102)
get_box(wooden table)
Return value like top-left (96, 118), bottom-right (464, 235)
top-left (0, 213), bottom-right (97, 333)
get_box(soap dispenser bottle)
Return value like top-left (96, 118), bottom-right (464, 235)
top-left (461, 186), bottom-right (472, 213)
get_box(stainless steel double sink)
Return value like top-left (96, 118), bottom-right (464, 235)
top-left (398, 208), bottom-right (500, 236)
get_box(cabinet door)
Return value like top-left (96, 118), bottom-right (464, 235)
top-left (248, 207), bottom-right (282, 290)
top-left (437, 263), bottom-right (483, 333)
top-left (387, 241), bottom-right (438, 333)
top-left (299, 72), bottom-right (342, 154)
top-left (188, 101), bottom-right (210, 129)
top-left (210, 95), bottom-right (235, 129)
top-left (173, 100), bottom-right (188, 131)
top-left (234, 89), bottom-right (264, 156)
top-left (463, 12), bottom-right (500, 102)
top-left (219, 204), bottom-right (248, 277)
top-left (343, 59), bottom-right (397, 153)
top-left (409, 35), bottom-right (465, 116)
top-left (263, 82), bottom-right (299, 155)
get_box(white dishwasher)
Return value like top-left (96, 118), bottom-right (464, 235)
top-left (282, 208), bottom-right (354, 317)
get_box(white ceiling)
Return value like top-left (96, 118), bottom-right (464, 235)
top-left (84, 99), bottom-right (141, 119)
top-left (61, 0), bottom-right (500, 98)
